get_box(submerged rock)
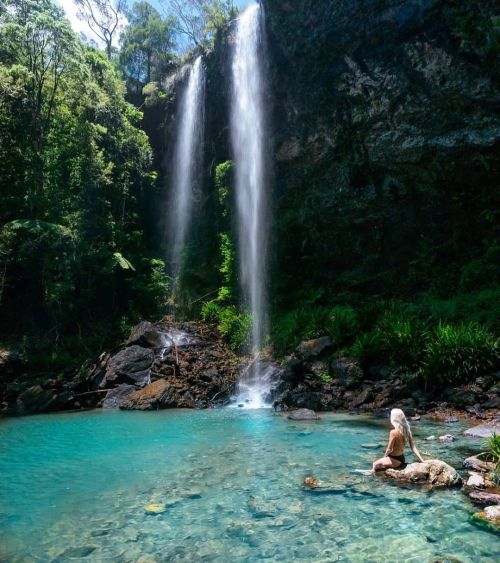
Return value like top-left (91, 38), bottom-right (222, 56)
top-left (144, 504), bottom-right (167, 515)
top-left (438, 434), bottom-right (456, 443)
top-left (383, 460), bottom-right (462, 487)
top-left (287, 408), bottom-right (320, 420)
top-left (471, 505), bottom-right (500, 531)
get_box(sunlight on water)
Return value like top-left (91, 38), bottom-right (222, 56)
top-left (0, 410), bottom-right (497, 562)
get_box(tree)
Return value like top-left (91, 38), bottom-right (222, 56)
top-left (161, 0), bottom-right (236, 50)
top-left (0, 0), bottom-right (81, 212)
top-left (120, 1), bottom-right (176, 94)
top-left (74, 0), bottom-right (126, 59)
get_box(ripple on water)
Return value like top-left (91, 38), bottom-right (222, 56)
top-left (0, 410), bottom-right (498, 562)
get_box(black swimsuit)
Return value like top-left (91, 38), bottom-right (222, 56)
top-left (389, 453), bottom-right (406, 466)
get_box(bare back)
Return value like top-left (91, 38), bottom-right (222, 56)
top-left (385, 429), bottom-right (404, 457)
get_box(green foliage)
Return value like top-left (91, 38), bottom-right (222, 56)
top-left (374, 309), bottom-right (426, 370)
top-left (420, 322), bottom-right (499, 386)
top-left (318, 373), bottom-right (332, 384)
top-left (326, 305), bottom-right (359, 347)
top-left (349, 332), bottom-right (384, 368)
top-left (0, 0), bottom-right (166, 368)
top-left (201, 300), bottom-right (250, 351)
top-left (215, 160), bottom-right (233, 214)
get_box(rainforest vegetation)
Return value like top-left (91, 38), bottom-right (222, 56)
top-left (0, 0), bottom-right (499, 389)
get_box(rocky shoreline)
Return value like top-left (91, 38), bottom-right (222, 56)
top-left (0, 320), bottom-right (498, 424)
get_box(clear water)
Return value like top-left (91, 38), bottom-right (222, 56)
top-left (0, 410), bottom-right (497, 562)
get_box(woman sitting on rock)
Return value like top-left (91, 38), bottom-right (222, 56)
top-left (372, 408), bottom-right (424, 471)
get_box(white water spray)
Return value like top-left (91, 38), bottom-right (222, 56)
top-left (231, 3), bottom-right (271, 408)
top-left (169, 57), bottom-right (205, 285)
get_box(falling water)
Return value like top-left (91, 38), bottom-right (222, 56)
top-left (169, 57), bottom-right (205, 288)
top-left (230, 3), bottom-right (271, 407)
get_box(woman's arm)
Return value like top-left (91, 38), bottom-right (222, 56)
top-left (384, 431), bottom-right (396, 457)
top-left (409, 437), bottom-right (424, 462)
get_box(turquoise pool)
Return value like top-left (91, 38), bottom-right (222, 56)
top-left (0, 409), bottom-right (497, 562)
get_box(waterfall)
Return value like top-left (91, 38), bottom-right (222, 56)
top-left (169, 56), bottom-right (205, 288)
top-left (230, 3), bottom-right (271, 408)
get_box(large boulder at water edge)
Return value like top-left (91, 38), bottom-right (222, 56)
top-left (120, 379), bottom-right (171, 410)
top-left (383, 460), bottom-right (462, 488)
top-left (99, 346), bottom-right (154, 389)
top-left (288, 408), bottom-right (320, 420)
top-left (464, 421), bottom-right (500, 439)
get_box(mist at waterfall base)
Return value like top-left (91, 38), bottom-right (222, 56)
top-left (230, 3), bottom-right (272, 409)
top-left (168, 57), bottom-right (204, 290)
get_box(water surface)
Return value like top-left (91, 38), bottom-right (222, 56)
top-left (0, 410), bottom-right (497, 562)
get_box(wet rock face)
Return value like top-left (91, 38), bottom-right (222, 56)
top-left (383, 459), bottom-right (462, 487)
top-left (126, 321), bottom-right (164, 348)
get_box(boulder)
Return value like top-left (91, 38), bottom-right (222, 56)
top-left (295, 336), bottom-right (332, 360)
top-left (348, 386), bottom-right (373, 408)
top-left (99, 346), bottom-right (154, 389)
top-left (126, 321), bottom-right (165, 349)
top-left (463, 454), bottom-right (496, 473)
top-left (466, 473), bottom-right (485, 488)
top-left (288, 408), bottom-right (320, 420)
top-left (383, 460), bottom-right (462, 487)
top-left (102, 384), bottom-right (136, 408)
top-left (469, 491), bottom-right (500, 505)
top-left (438, 434), bottom-right (456, 443)
top-left (464, 421), bottom-right (500, 439)
top-left (330, 357), bottom-right (363, 389)
top-left (120, 379), bottom-right (171, 410)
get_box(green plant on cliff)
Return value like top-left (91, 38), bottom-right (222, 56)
top-left (420, 322), bottom-right (499, 386)
top-left (200, 160), bottom-right (250, 352)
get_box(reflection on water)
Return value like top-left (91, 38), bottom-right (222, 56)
top-left (0, 410), bottom-right (497, 562)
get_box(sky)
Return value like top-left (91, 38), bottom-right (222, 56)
top-left (57, 0), bottom-right (253, 47)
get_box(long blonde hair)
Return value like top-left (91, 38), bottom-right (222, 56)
top-left (390, 408), bottom-right (414, 448)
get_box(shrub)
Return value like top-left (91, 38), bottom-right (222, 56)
top-left (326, 305), bottom-right (359, 346)
top-left (271, 306), bottom-right (328, 355)
top-left (201, 300), bottom-right (250, 352)
top-left (349, 332), bottom-right (384, 368)
top-left (375, 310), bottom-right (427, 370)
top-left (420, 322), bottom-right (499, 386)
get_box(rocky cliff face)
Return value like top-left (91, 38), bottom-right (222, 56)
top-left (262, 0), bottom-right (500, 303)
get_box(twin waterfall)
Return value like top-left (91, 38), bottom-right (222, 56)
top-left (169, 57), bottom-right (205, 287)
top-left (230, 4), bottom-right (270, 408)
top-left (170, 4), bottom-right (271, 407)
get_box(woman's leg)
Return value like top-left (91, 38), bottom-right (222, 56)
top-left (372, 456), bottom-right (401, 471)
